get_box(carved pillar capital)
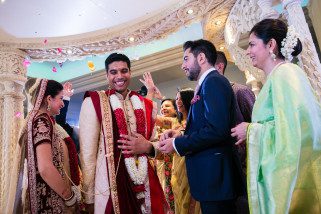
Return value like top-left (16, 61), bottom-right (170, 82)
top-left (0, 48), bottom-right (27, 82)
top-left (281, 0), bottom-right (321, 100)
top-left (224, 0), bottom-right (272, 94)
top-left (257, 0), bottom-right (279, 19)
top-left (281, 0), bottom-right (302, 9)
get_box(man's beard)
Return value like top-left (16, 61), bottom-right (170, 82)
top-left (187, 61), bottom-right (201, 81)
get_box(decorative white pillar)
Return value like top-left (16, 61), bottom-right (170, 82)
top-left (282, 0), bottom-right (321, 101)
top-left (257, 0), bottom-right (279, 20)
top-left (224, 0), bottom-right (279, 93)
top-left (0, 48), bottom-right (27, 212)
top-left (244, 70), bottom-right (260, 97)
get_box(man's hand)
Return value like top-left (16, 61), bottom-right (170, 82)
top-left (160, 129), bottom-right (181, 141)
top-left (159, 138), bottom-right (175, 154)
top-left (63, 82), bottom-right (74, 98)
top-left (118, 133), bottom-right (152, 155)
top-left (231, 122), bottom-right (249, 145)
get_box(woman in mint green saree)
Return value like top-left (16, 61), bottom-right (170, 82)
top-left (231, 19), bottom-right (321, 214)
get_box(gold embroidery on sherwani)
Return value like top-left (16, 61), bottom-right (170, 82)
top-left (98, 91), bottom-right (120, 214)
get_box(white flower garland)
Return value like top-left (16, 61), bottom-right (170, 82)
top-left (280, 26), bottom-right (300, 62)
top-left (109, 94), bottom-right (148, 185)
top-left (125, 156), bottom-right (148, 185)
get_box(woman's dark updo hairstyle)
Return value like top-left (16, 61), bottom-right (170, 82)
top-left (250, 19), bottom-right (302, 59)
top-left (25, 78), bottom-right (63, 106)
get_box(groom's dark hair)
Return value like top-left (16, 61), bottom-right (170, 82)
top-left (183, 39), bottom-right (217, 66)
top-left (105, 53), bottom-right (131, 71)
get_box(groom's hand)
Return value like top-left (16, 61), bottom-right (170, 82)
top-left (160, 129), bottom-right (181, 141)
top-left (118, 133), bottom-right (152, 155)
top-left (159, 138), bottom-right (175, 154)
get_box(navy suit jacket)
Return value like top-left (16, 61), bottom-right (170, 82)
top-left (174, 70), bottom-right (244, 201)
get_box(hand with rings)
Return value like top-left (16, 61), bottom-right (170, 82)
top-left (117, 132), bottom-right (153, 155)
top-left (231, 122), bottom-right (250, 145)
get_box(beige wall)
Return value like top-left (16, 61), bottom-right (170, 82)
top-left (308, 0), bottom-right (321, 50)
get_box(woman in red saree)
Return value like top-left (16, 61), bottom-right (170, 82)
top-left (12, 78), bottom-right (80, 213)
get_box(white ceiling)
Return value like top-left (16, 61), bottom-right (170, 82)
top-left (0, 0), bottom-right (179, 38)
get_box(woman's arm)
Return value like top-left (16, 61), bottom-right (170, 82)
top-left (33, 114), bottom-right (73, 200)
top-left (36, 143), bottom-right (72, 199)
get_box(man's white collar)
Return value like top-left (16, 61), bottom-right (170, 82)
top-left (197, 67), bottom-right (216, 86)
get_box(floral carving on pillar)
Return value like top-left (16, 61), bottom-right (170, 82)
top-left (0, 48), bottom-right (27, 212)
top-left (282, 0), bottom-right (321, 101)
top-left (224, 0), bottom-right (279, 93)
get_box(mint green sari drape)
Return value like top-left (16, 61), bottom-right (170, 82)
top-left (247, 63), bottom-right (321, 214)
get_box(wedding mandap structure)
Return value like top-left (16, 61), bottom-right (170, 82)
top-left (0, 0), bottom-right (320, 212)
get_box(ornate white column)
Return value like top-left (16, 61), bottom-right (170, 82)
top-left (257, 0), bottom-right (279, 20)
top-left (224, 0), bottom-right (279, 93)
top-left (282, 0), bottom-right (321, 101)
top-left (244, 70), bottom-right (260, 97)
top-left (0, 48), bottom-right (27, 212)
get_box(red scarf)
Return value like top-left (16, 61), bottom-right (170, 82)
top-left (84, 90), bottom-right (168, 214)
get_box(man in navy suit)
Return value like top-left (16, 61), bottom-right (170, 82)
top-left (159, 39), bottom-right (244, 213)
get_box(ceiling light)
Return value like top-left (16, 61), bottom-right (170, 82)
top-left (129, 37), bottom-right (135, 42)
top-left (187, 9), bottom-right (194, 14)
top-left (1, 0), bottom-right (5, 3)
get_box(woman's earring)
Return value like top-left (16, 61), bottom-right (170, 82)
top-left (47, 104), bottom-right (51, 112)
top-left (269, 50), bottom-right (276, 61)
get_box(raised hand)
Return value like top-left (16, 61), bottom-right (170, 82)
top-left (139, 72), bottom-right (155, 91)
top-left (63, 82), bottom-right (74, 98)
top-left (139, 72), bottom-right (164, 100)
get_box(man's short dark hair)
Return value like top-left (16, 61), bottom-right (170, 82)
top-left (183, 39), bottom-right (217, 66)
top-left (216, 51), bottom-right (227, 74)
top-left (105, 53), bottom-right (131, 72)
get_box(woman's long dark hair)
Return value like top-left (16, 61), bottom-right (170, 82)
top-left (177, 88), bottom-right (194, 123)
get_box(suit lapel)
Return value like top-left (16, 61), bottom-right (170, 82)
top-left (185, 105), bottom-right (193, 130)
top-left (185, 70), bottom-right (217, 131)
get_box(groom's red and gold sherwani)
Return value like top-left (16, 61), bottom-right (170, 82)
top-left (79, 89), bottom-right (168, 214)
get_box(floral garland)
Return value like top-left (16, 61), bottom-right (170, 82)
top-left (281, 25), bottom-right (299, 62)
top-left (109, 90), bottom-right (148, 198)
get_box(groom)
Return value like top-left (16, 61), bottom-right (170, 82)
top-left (79, 53), bottom-right (168, 214)
top-left (159, 39), bottom-right (244, 213)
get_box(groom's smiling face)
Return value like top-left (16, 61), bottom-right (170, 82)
top-left (106, 61), bottom-right (131, 94)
